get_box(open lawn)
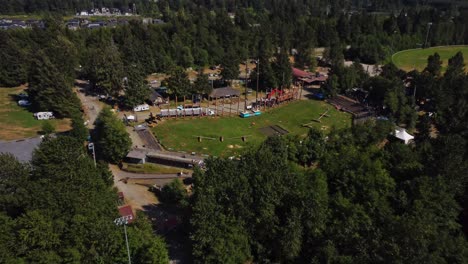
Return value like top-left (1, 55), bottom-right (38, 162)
top-left (0, 87), bottom-right (71, 140)
top-left (153, 100), bottom-right (351, 157)
top-left (392, 46), bottom-right (468, 72)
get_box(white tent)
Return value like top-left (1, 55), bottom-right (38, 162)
top-left (394, 127), bottom-right (414, 144)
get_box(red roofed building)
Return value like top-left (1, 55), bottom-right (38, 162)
top-left (292, 67), bottom-right (313, 78)
top-left (292, 67), bottom-right (328, 85)
top-left (118, 205), bottom-right (135, 224)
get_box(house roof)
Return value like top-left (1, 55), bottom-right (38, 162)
top-left (149, 89), bottom-right (162, 101)
top-left (0, 137), bottom-right (43, 162)
top-left (293, 67), bottom-right (328, 83)
top-left (209, 87), bottom-right (240, 98)
top-left (292, 67), bottom-right (313, 78)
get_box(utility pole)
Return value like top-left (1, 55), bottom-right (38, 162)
top-left (114, 215), bottom-right (133, 264)
top-left (245, 59), bottom-right (248, 110)
top-left (424, 22), bottom-right (433, 49)
top-left (256, 59), bottom-right (260, 104)
top-left (88, 142), bottom-right (96, 167)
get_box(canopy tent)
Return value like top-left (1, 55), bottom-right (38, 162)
top-left (394, 127), bottom-right (414, 144)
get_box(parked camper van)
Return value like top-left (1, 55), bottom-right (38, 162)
top-left (133, 104), bottom-right (150, 112)
top-left (34, 112), bottom-right (55, 120)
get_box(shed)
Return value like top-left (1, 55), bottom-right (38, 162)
top-left (125, 150), bottom-right (147, 164)
top-left (209, 87), bottom-right (241, 99)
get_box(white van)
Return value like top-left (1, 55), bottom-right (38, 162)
top-left (133, 104), bottom-right (150, 112)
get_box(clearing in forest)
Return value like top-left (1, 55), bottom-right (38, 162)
top-left (0, 86), bottom-right (70, 140)
top-left (392, 46), bottom-right (468, 72)
top-left (153, 100), bottom-right (351, 157)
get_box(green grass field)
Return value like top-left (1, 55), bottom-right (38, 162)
top-left (392, 46), bottom-right (468, 72)
top-left (0, 87), bottom-right (70, 140)
top-left (153, 100), bottom-right (351, 157)
top-left (122, 163), bottom-right (191, 174)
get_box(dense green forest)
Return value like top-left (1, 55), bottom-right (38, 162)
top-left (190, 52), bottom-right (468, 261)
top-left (1, 1), bottom-right (468, 263)
top-left (191, 120), bottom-right (468, 263)
top-left (0, 135), bottom-right (168, 263)
top-left (2, 3), bottom-right (468, 107)
top-left (0, 0), bottom-right (413, 15)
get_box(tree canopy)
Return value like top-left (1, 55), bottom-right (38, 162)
top-left (0, 136), bottom-right (168, 262)
top-left (93, 107), bottom-right (131, 163)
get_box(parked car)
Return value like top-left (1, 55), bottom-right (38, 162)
top-left (18, 100), bottom-right (31, 106)
top-left (18, 93), bottom-right (28, 99)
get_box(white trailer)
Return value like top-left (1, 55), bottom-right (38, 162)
top-left (34, 112), bottom-right (55, 120)
top-left (133, 104), bottom-right (150, 112)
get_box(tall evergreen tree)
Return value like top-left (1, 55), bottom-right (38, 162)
top-left (221, 48), bottom-right (240, 83)
top-left (93, 107), bottom-right (131, 163)
top-left (273, 49), bottom-right (292, 88)
top-left (27, 50), bottom-right (81, 117)
top-left (85, 45), bottom-right (124, 97)
top-left (166, 67), bottom-right (191, 98)
top-left (0, 31), bottom-right (28, 87)
top-left (123, 66), bottom-right (151, 108)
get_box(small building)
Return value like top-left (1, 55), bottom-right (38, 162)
top-left (87, 21), bottom-right (105, 29)
top-left (34, 112), bottom-right (54, 120)
top-left (118, 205), bottom-right (135, 224)
top-left (146, 152), bottom-right (203, 168)
top-left (292, 67), bottom-right (328, 85)
top-left (209, 87), bottom-right (241, 99)
top-left (66, 19), bottom-right (80, 30)
top-left (393, 127), bottom-right (414, 145)
top-left (125, 150), bottom-right (147, 164)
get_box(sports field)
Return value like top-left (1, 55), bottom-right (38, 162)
top-left (152, 100), bottom-right (352, 157)
top-left (392, 46), bottom-right (468, 72)
top-left (0, 87), bottom-right (71, 140)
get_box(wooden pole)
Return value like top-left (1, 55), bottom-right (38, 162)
top-left (175, 96), bottom-right (178, 119)
top-left (183, 96), bottom-right (186, 118)
top-left (221, 98), bottom-right (224, 116)
top-left (165, 97), bottom-right (168, 118)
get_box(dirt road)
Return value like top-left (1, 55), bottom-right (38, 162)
top-left (74, 80), bottom-right (103, 129)
top-left (111, 165), bottom-right (159, 210)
